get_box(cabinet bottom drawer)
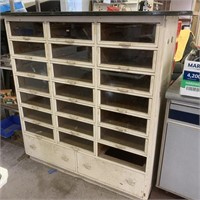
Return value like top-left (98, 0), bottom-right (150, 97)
top-left (23, 134), bottom-right (76, 172)
top-left (77, 152), bottom-right (145, 199)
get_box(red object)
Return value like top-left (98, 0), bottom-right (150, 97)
top-left (177, 21), bottom-right (182, 37)
top-left (107, 6), bottom-right (120, 11)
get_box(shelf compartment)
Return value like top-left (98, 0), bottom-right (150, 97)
top-left (10, 22), bottom-right (43, 37)
top-left (53, 64), bottom-right (92, 83)
top-left (101, 110), bottom-right (147, 134)
top-left (100, 90), bottom-right (149, 114)
top-left (56, 100), bottom-right (93, 120)
top-left (100, 70), bottom-right (151, 93)
top-left (100, 47), bottom-right (154, 69)
top-left (18, 76), bottom-right (49, 93)
top-left (59, 131), bottom-right (93, 152)
top-left (25, 121), bottom-right (53, 139)
top-left (100, 23), bottom-right (156, 43)
top-left (58, 116), bottom-right (93, 137)
top-left (55, 83), bottom-right (93, 103)
top-left (98, 144), bottom-right (146, 171)
top-left (52, 44), bottom-right (92, 63)
top-left (20, 92), bottom-right (51, 110)
top-left (15, 59), bottom-right (47, 76)
top-left (50, 22), bottom-right (92, 40)
top-left (13, 41), bottom-right (45, 57)
top-left (100, 127), bottom-right (145, 152)
top-left (23, 107), bottom-right (52, 125)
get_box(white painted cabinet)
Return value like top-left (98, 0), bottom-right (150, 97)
top-left (4, 13), bottom-right (179, 199)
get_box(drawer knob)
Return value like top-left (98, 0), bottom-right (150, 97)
top-left (61, 155), bottom-right (69, 162)
top-left (125, 178), bottom-right (135, 187)
top-left (30, 144), bottom-right (36, 150)
top-left (83, 163), bottom-right (91, 170)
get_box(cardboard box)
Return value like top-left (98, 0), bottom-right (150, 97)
top-left (0, 89), bottom-right (12, 99)
top-left (180, 51), bottom-right (200, 98)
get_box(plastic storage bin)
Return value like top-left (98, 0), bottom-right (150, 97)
top-left (0, 115), bottom-right (21, 138)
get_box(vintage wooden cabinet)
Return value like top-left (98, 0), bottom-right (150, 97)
top-left (3, 11), bottom-right (191, 200)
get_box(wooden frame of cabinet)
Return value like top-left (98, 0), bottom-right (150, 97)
top-left (4, 12), bottom-right (182, 199)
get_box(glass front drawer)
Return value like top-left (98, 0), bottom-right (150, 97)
top-left (100, 127), bottom-right (145, 152)
top-left (101, 91), bottom-right (149, 114)
top-left (59, 131), bottom-right (93, 152)
top-left (100, 70), bottom-right (151, 93)
top-left (53, 64), bottom-right (92, 83)
top-left (23, 107), bottom-right (52, 125)
top-left (101, 23), bottom-right (156, 43)
top-left (10, 22), bottom-right (43, 37)
top-left (101, 47), bottom-right (153, 69)
top-left (18, 76), bottom-right (49, 93)
top-left (15, 59), bottom-right (47, 76)
top-left (52, 44), bottom-right (92, 62)
top-left (20, 92), bottom-right (51, 109)
top-left (50, 22), bottom-right (92, 40)
top-left (58, 116), bottom-right (93, 136)
top-left (55, 83), bottom-right (93, 102)
top-left (25, 121), bottom-right (53, 139)
top-left (13, 41), bottom-right (45, 57)
top-left (101, 110), bottom-right (147, 134)
top-left (57, 100), bottom-right (93, 120)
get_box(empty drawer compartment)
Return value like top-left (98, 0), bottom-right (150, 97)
top-left (15, 59), bottom-right (47, 76)
top-left (101, 91), bottom-right (149, 114)
top-left (10, 22), bottom-right (43, 37)
top-left (50, 22), bottom-right (92, 40)
top-left (18, 76), bottom-right (49, 93)
top-left (25, 121), bottom-right (53, 139)
top-left (53, 64), bottom-right (92, 83)
top-left (20, 92), bottom-right (51, 109)
top-left (57, 100), bottom-right (93, 120)
top-left (59, 131), bottom-right (93, 152)
top-left (55, 83), bottom-right (93, 102)
top-left (98, 144), bottom-right (146, 171)
top-left (23, 107), bottom-right (52, 125)
top-left (100, 23), bottom-right (156, 43)
top-left (52, 44), bottom-right (92, 63)
top-left (13, 41), bottom-right (45, 57)
top-left (100, 70), bottom-right (151, 93)
top-left (100, 47), bottom-right (154, 69)
top-left (101, 110), bottom-right (147, 134)
top-left (58, 116), bottom-right (93, 136)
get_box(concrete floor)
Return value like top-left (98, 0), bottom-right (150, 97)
top-left (0, 136), bottom-right (182, 200)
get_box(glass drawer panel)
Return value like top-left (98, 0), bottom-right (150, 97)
top-left (58, 116), bottom-right (93, 136)
top-left (15, 59), bottom-right (47, 76)
top-left (18, 76), bottom-right (49, 93)
top-left (57, 100), bottom-right (93, 120)
top-left (52, 44), bottom-right (92, 62)
top-left (101, 47), bottom-right (153, 69)
top-left (101, 23), bottom-right (156, 43)
top-left (23, 107), bottom-right (52, 125)
top-left (53, 64), bottom-right (92, 83)
top-left (100, 127), bottom-right (145, 151)
top-left (101, 91), bottom-right (149, 113)
top-left (25, 121), bottom-right (53, 139)
top-left (10, 22), bottom-right (43, 37)
top-left (20, 92), bottom-right (50, 109)
top-left (101, 110), bottom-right (147, 134)
top-left (59, 131), bottom-right (93, 152)
top-left (100, 70), bottom-right (151, 92)
top-left (55, 83), bottom-right (93, 102)
top-left (13, 41), bottom-right (45, 57)
top-left (50, 22), bottom-right (92, 40)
